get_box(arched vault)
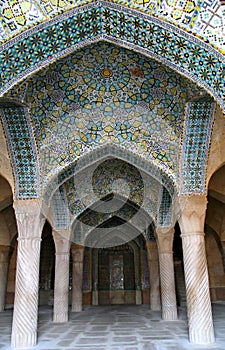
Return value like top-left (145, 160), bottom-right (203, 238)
top-left (0, 3), bottom-right (224, 110)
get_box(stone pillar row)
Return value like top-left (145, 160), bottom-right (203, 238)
top-left (9, 194), bottom-right (215, 349)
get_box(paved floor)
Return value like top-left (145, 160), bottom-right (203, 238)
top-left (1, 303), bottom-right (225, 350)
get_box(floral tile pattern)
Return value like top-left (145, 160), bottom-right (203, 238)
top-left (0, 3), bottom-right (224, 112)
top-left (26, 41), bottom-right (192, 187)
top-left (0, 0), bottom-right (224, 51)
top-left (180, 98), bottom-right (215, 194)
top-left (0, 107), bottom-right (40, 198)
top-left (0, 40), bottom-right (216, 202)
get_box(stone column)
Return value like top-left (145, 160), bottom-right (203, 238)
top-left (92, 249), bottom-right (98, 305)
top-left (11, 199), bottom-right (44, 348)
top-left (220, 240), bottom-right (225, 272)
top-left (71, 244), bottom-right (84, 312)
top-left (179, 195), bottom-right (215, 344)
top-left (146, 241), bottom-right (161, 311)
top-left (52, 230), bottom-right (70, 323)
top-left (0, 245), bottom-right (10, 311)
top-left (156, 227), bottom-right (177, 321)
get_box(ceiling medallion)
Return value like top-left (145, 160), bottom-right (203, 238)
top-left (100, 68), bottom-right (113, 78)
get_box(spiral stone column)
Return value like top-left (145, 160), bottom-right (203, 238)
top-left (146, 241), bottom-right (161, 311)
top-left (156, 227), bottom-right (177, 321)
top-left (179, 195), bottom-right (215, 344)
top-left (0, 245), bottom-right (10, 311)
top-left (71, 244), bottom-right (84, 312)
top-left (11, 199), bottom-right (44, 348)
top-left (52, 230), bottom-right (70, 323)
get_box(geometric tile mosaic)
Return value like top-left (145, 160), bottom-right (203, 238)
top-left (0, 0), bottom-right (224, 52)
top-left (195, 0), bottom-right (225, 50)
top-left (43, 143), bottom-right (176, 212)
top-left (26, 41), bottom-right (194, 188)
top-left (180, 98), bottom-right (215, 194)
top-left (51, 158), bottom-right (167, 230)
top-left (158, 186), bottom-right (173, 226)
top-left (52, 186), bottom-right (70, 230)
top-left (0, 3), bottom-right (224, 112)
top-left (0, 107), bottom-right (40, 198)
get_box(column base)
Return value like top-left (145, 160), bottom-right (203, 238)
top-left (150, 292), bottom-right (161, 311)
top-left (71, 304), bottom-right (82, 312)
top-left (136, 290), bottom-right (142, 305)
top-left (92, 291), bottom-right (98, 305)
top-left (162, 306), bottom-right (177, 321)
top-left (0, 304), bottom-right (4, 312)
top-left (11, 330), bottom-right (37, 349)
top-left (53, 312), bottom-right (68, 323)
top-left (150, 303), bottom-right (161, 311)
top-left (189, 328), bottom-right (215, 344)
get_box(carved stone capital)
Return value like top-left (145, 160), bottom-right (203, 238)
top-left (156, 227), bottom-right (174, 253)
top-left (71, 244), bottom-right (84, 263)
top-left (178, 195), bottom-right (207, 235)
top-left (13, 199), bottom-right (44, 239)
top-left (52, 230), bottom-right (71, 254)
top-left (146, 241), bottom-right (158, 261)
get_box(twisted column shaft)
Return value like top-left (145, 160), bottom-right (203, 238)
top-left (179, 195), bottom-right (215, 344)
top-left (156, 227), bottom-right (177, 321)
top-left (146, 241), bottom-right (161, 311)
top-left (182, 232), bottom-right (214, 343)
top-left (0, 245), bottom-right (10, 311)
top-left (71, 244), bottom-right (84, 312)
top-left (53, 230), bottom-right (70, 323)
top-left (11, 199), bottom-right (44, 349)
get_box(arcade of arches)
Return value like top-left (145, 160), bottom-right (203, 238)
top-left (0, 1), bottom-right (224, 348)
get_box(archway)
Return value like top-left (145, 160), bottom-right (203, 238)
top-left (0, 175), bottom-right (16, 311)
top-left (205, 164), bottom-right (225, 302)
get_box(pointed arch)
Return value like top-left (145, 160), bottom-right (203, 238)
top-left (0, 3), bottom-right (224, 111)
top-left (43, 143), bottom-right (176, 206)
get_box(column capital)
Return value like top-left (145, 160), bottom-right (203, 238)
top-left (156, 226), bottom-right (174, 253)
top-left (146, 241), bottom-right (157, 248)
top-left (146, 241), bottom-right (158, 261)
top-left (71, 243), bottom-right (84, 263)
top-left (177, 194), bottom-right (207, 213)
top-left (52, 230), bottom-right (71, 254)
top-left (156, 226), bottom-right (174, 236)
top-left (178, 194), bottom-right (207, 234)
top-left (13, 199), bottom-right (44, 239)
top-left (13, 198), bottom-right (42, 214)
top-left (71, 243), bottom-right (84, 251)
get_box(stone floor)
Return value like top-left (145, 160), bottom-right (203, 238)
top-left (1, 303), bottom-right (225, 350)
